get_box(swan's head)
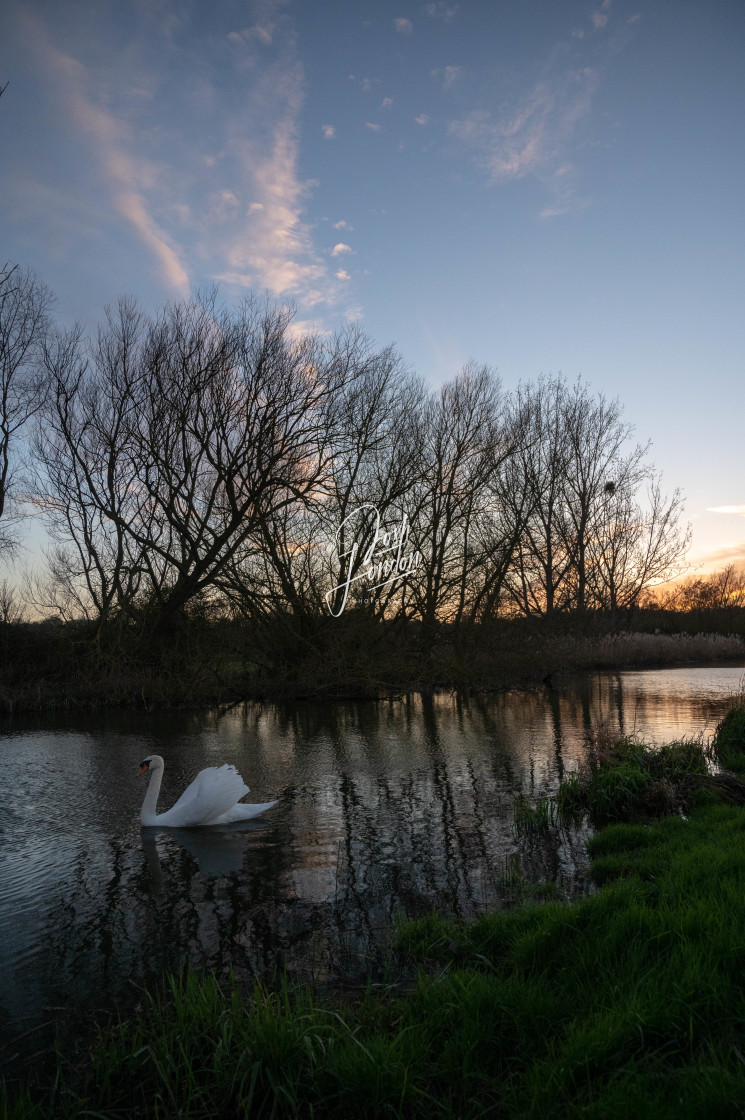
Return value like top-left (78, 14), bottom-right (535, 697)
top-left (137, 754), bottom-right (164, 776)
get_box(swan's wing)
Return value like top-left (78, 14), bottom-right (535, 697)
top-left (206, 799), bottom-right (278, 824)
top-left (160, 765), bottom-right (249, 827)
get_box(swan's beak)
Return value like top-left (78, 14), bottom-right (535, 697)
top-left (137, 763), bottom-right (150, 776)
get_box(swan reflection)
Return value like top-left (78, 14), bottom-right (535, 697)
top-left (141, 820), bottom-right (270, 880)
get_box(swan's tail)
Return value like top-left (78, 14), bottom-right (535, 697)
top-left (205, 799), bottom-right (278, 825)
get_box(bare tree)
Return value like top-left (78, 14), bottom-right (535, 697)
top-left (406, 363), bottom-right (508, 625)
top-left (496, 374), bottom-right (689, 619)
top-left (466, 390), bottom-right (533, 622)
top-left (213, 330), bottom-right (424, 627)
top-left (0, 577), bottom-right (25, 624)
top-left (560, 379), bottom-right (647, 611)
top-left (502, 376), bottom-right (574, 616)
top-left (653, 563), bottom-right (745, 611)
top-left (27, 281), bottom-right (694, 643)
top-left (32, 293), bottom-right (366, 644)
top-left (588, 475), bottom-right (690, 611)
top-left (319, 349), bottom-right (426, 619)
top-left (0, 263), bottom-right (53, 554)
top-left (30, 312), bottom-right (146, 631)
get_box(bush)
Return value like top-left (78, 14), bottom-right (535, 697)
top-left (556, 733), bottom-right (722, 824)
top-left (713, 704), bottom-right (745, 773)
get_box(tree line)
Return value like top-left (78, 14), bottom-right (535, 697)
top-left (0, 264), bottom-right (691, 645)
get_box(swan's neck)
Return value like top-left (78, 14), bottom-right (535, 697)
top-left (141, 767), bottom-right (163, 825)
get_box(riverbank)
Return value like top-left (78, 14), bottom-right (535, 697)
top-left (3, 709), bottom-right (745, 1118)
top-left (1, 610), bottom-right (744, 711)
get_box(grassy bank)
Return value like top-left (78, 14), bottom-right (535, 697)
top-left (1, 609), bottom-right (744, 711)
top-left (715, 702), bottom-right (745, 775)
top-left (4, 711), bottom-right (745, 1118)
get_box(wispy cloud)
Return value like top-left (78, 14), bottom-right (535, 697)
top-left (194, 6), bottom-right (347, 308)
top-left (432, 65), bottom-right (463, 89)
top-left (708, 506), bottom-right (745, 516)
top-left (17, 7), bottom-right (190, 295)
top-left (423, 2), bottom-right (459, 22)
top-left (331, 243), bottom-right (353, 257)
top-left (365, 122), bottom-right (382, 132)
top-left (592, 0), bottom-right (613, 29)
top-left (442, 5), bottom-right (636, 216)
top-left (445, 25), bottom-right (616, 216)
top-left (218, 107), bottom-right (332, 304)
top-left (450, 64), bottom-right (598, 187)
top-left (690, 542), bottom-right (745, 571)
top-left (13, 0), bottom-right (350, 312)
top-left (349, 74), bottom-right (376, 93)
top-left (393, 18), bottom-right (413, 34)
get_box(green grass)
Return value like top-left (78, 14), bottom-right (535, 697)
top-left (6, 806), bottom-right (745, 1118)
top-left (513, 794), bottom-right (557, 835)
top-left (397, 802), bottom-right (745, 1117)
top-left (555, 735), bottom-right (721, 825)
top-left (6, 719), bottom-right (745, 1118)
top-left (714, 701), bottom-right (745, 774)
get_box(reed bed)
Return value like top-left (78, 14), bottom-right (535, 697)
top-left (565, 629), bottom-right (745, 669)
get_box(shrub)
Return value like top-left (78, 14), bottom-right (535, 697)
top-left (713, 704), bottom-right (745, 773)
top-left (556, 732), bottom-right (716, 824)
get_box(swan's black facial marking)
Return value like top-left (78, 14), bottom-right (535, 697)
top-left (137, 757), bottom-right (151, 775)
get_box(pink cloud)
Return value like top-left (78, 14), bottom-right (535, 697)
top-left (20, 19), bottom-right (190, 295)
top-left (688, 543), bottom-right (745, 572)
top-left (15, 1), bottom-right (355, 315)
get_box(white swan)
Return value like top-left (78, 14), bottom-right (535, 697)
top-left (137, 754), bottom-right (277, 827)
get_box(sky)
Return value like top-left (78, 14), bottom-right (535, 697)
top-left (1, 0), bottom-right (744, 578)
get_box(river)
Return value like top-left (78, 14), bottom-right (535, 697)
top-left (0, 663), bottom-right (742, 1063)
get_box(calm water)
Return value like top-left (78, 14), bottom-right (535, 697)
top-left (1, 664), bottom-right (742, 1062)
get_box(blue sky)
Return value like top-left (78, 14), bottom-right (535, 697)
top-left (1, 0), bottom-right (744, 574)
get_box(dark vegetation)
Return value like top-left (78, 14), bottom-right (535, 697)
top-left (4, 262), bottom-right (739, 708)
top-left (0, 606), bottom-right (743, 711)
top-left (4, 706), bottom-right (745, 1118)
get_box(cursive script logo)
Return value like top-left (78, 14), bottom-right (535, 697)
top-left (325, 503), bottom-right (423, 617)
